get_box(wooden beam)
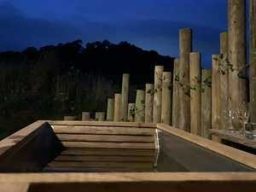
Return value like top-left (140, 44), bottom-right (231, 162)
top-left (228, 0), bottom-right (247, 129)
top-left (114, 93), bottom-right (122, 122)
top-left (172, 58), bottom-right (180, 127)
top-left (201, 69), bottom-right (212, 138)
top-left (135, 90), bottom-right (145, 123)
top-left (106, 98), bottom-right (114, 121)
top-left (161, 72), bottom-right (172, 125)
top-left (121, 73), bottom-right (130, 121)
top-left (145, 84), bottom-right (154, 123)
top-left (179, 28), bottom-right (192, 132)
top-left (189, 52), bottom-right (201, 135)
top-left (153, 66), bottom-right (164, 123)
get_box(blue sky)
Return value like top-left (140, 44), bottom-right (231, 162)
top-left (0, 0), bottom-right (227, 67)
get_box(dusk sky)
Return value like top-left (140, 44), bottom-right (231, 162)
top-left (0, 0), bottom-right (227, 67)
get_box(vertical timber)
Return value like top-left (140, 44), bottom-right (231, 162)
top-left (179, 28), bottom-right (192, 131)
top-left (190, 52), bottom-right (201, 135)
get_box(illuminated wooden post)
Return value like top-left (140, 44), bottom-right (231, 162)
top-left (127, 103), bottom-right (135, 122)
top-left (179, 28), bottom-right (192, 131)
top-left (228, 0), bottom-right (247, 129)
top-left (82, 112), bottom-right (90, 121)
top-left (212, 55), bottom-right (221, 130)
top-left (153, 66), bottom-right (164, 123)
top-left (106, 98), bottom-right (114, 121)
top-left (64, 116), bottom-right (76, 120)
top-left (250, 0), bottom-right (256, 123)
top-left (114, 93), bottom-right (121, 122)
top-left (172, 58), bottom-right (180, 127)
top-left (201, 69), bottom-right (212, 138)
top-left (190, 52), bottom-right (201, 135)
top-left (145, 83), bottom-right (154, 123)
top-left (121, 73), bottom-right (129, 121)
top-left (135, 90), bottom-right (145, 123)
top-left (161, 72), bottom-right (172, 125)
top-left (95, 112), bottom-right (105, 121)
top-left (220, 32), bottom-right (230, 129)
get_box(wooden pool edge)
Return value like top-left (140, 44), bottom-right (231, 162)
top-left (157, 124), bottom-right (256, 169)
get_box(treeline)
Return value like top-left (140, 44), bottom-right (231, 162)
top-left (0, 40), bottom-right (173, 138)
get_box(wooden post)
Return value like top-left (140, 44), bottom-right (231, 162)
top-left (95, 112), bottom-right (105, 121)
top-left (220, 32), bottom-right (230, 130)
top-left (161, 72), bottom-right (172, 125)
top-left (121, 73), bottom-right (129, 121)
top-left (201, 69), bottom-right (212, 138)
top-left (135, 90), bottom-right (145, 123)
top-left (250, 0), bottom-right (256, 123)
top-left (228, 0), bottom-right (247, 129)
top-left (114, 93), bottom-right (121, 122)
top-left (190, 52), bottom-right (201, 135)
top-left (179, 28), bottom-right (192, 132)
top-left (127, 103), bottom-right (135, 122)
top-left (64, 116), bottom-right (76, 120)
top-left (153, 66), bottom-right (164, 123)
top-left (106, 98), bottom-right (114, 121)
top-left (172, 58), bottom-right (180, 127)
top-left (212, 55), bottom-right (221, 130)
top-left (82, 112), bottom-right (90, 121)
top-left (145, 83), bottom-right (154, 123)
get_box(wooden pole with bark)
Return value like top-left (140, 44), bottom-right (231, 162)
top-left (145, 83), bottom-right (154, 123)
top-left (161, 72), bottom-right (172, 125)
top-left (201, 69), bottom-right (212, 138)
top-left (190, 52), bottom-right (201, 135)
top-left (172, 58), bottom-right (180, 127)
top-left (135, 90), bottom-right (145, 123)
top-left (179, 28), bottom-right (192, 132)
top-left (153, 66), bottom-right (164, 123)
top-left (228, 0), bottom-right (247, 129)
top-left (106, 98), bottom-right (114, 121)
top-left (121, 73), bottom-right (129, 121)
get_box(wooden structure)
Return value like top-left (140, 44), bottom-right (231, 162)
top-left (0, 121), bottom-right (255, 192)
top-left (210, 129), bottom-right (256, 152)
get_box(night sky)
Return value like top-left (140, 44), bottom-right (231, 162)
top-left (0, 0), bottom-right (227, 67)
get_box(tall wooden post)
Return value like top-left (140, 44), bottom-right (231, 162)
top-left (114, 93), bottom-right (121, 122)
top-left (161, 72), bottom-right (172, 125)
top-left (220, 32), bottom-right (230, 129)
top-left (82, 112), bottom-right (90, 121)
top-left (228, 0), bottom-right (247, 129)
top-left (153, 66), bottom-right (164, 123)
top-left (121, 73), bottom-right (129, 121)
top-left (212, 55), bottom-right (221, 129)
top-left (128, 103), bottom-right (135, 122)
top-left (179, 28), bottom-right (192, 132)
top-left (201, 69), bottom-right (212, 138)
top-left (172, 58), bottom-right (180, 127)
top-left (135, 90), bottom-right (145, 123)
top-left (250, 0), bottom-right (256, 123)
top-left (190, 52), bottom-right (201, 135)
top-left (106, 98), bottom-right (114, 121)
top-left (145, 83), bottom-right (154, 123)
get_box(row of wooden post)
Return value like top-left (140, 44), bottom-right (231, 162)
top-left (64, 0), bottom-right (256, 139)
